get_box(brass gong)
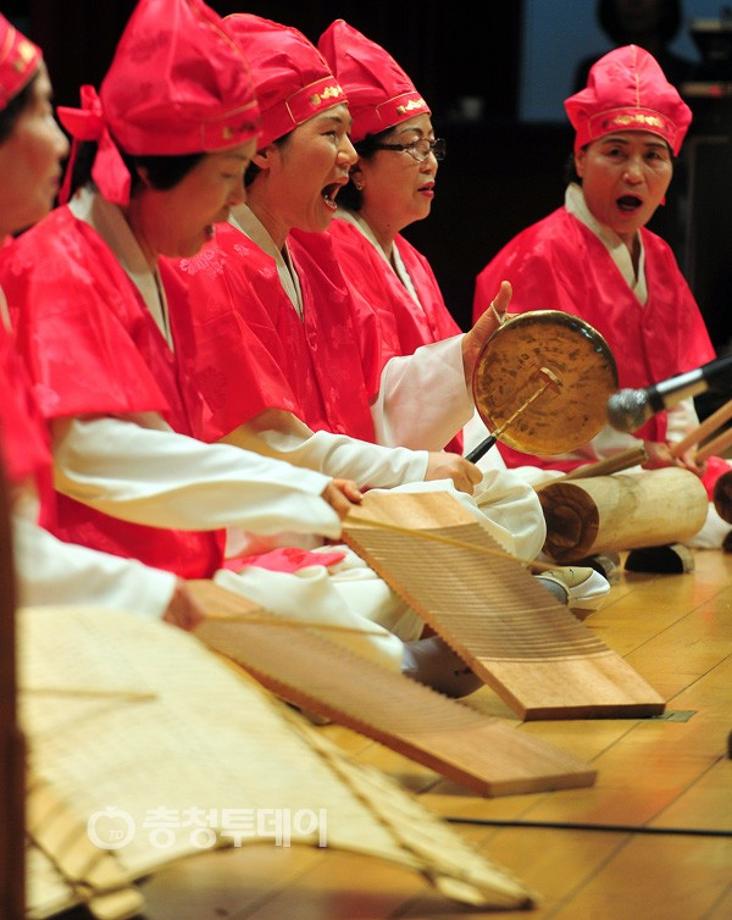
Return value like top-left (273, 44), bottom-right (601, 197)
top-left (472, 310), bottom-right (618, 456)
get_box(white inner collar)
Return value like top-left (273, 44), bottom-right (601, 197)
top-left (564, 183), bottom-right (647, 305)
top-left (230, 203), bottom-right (303, 318)
top-left (69, 186), bottom-right (173, 347)
top-left (335, 209), bottom-right (422, 308)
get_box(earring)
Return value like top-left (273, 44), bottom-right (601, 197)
top-left (353, 180), bottom-right (364, 191)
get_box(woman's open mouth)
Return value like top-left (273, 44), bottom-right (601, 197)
top-left (616, 195), bottom-right (642, 212)
top-left (321, 183), bottom-right (342, 211)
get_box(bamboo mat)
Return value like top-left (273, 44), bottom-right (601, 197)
top-left (19, 606), bottom-right (534, 917)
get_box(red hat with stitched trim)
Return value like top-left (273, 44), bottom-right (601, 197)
top-left (225, 13), bottom-right (346, 149)
top-left (0, 14), bottom-right (41, 110)
top-left (565, 44), bottom-right (691, 155)
top-left (318, 19), bottom-right (429, 144)
top-left (57, 0), bottom-right (259, 206)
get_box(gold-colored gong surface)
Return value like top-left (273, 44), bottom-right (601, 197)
top-left (472, 310), bottom-right (618, 456)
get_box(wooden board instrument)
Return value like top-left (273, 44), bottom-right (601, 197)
top-left (342, 491), bottom-right (665, 720)
top-left (190, 581), bottom-right (596, 796)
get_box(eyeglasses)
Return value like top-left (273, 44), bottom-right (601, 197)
top-left (372, 137), bottom-right (446, 163)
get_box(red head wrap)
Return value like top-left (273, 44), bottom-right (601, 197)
top-left (225, 13), bottom-right (346, 149)
top-left (318, 19), bottom-right (429, 144)
top-left (565, 44), bottom-right (691, 155)
top-left (58, 0), bottom-right (260, 205)
top-left (0, 14), bottom-right (41, 111)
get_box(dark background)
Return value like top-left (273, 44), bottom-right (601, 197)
top-left (7, 1), bottom-right (731, 353)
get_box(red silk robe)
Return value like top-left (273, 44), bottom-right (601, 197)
top-left (163, 222), bottom-right (387, 445)
top-left (473, 206), bottom-right (715, 471)
top-left (1, 207), bottom-right (224, 578)
top-left (0, 319), bottom-right (52, 506)
top-left (328, 217), bottom-right (464, 454)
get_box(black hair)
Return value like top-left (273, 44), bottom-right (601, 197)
top-left (337, 127), bottom-right (393, 212)
top-left (244, 130), bottom-right (291, 187)
top-left (598, 0), bottom-right (681, 45)
top-left (565, 152), bottom-right (582, 186)
top-left (69, 139), bottom-right (204, 198)
top-left (0, 72), bottom-right (39, 143)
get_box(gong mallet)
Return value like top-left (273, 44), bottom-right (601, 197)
top-left (466, 366), bottom-right (562, 463)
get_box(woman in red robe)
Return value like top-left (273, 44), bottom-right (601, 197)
top-left (473, 45), bottom-right (714, 474)
top-left (314, 21), bottom-right (613, 606)
top-left (473, 45), bottom-right (728, 547)
top-left (319, 20), bottom-right (465, 457)
top-left (0, 11), bottom-right (225, 627)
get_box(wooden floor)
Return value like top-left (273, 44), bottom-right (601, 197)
top-left (63, 550), bottom-right (732, 920)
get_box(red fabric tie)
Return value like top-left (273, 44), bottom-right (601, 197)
top-left (58, 85), bottom-right (131, 206)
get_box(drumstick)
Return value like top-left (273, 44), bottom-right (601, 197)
top-left (695, 427), bottom-right (732, 463)
top-left (670, 397), bottom-right (732, 458)
top-left (559, 445), bottom-right (648, 481)
top-left (466, 367), bottom-right (562, 463)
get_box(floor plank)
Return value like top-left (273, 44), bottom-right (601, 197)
top-left (548, 836), bottom-right (732, 920)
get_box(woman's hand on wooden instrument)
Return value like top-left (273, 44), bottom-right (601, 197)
top-left (670, 444), bottom-right (706, 476)
top-left (425, 451), bottom-right (482, 494)
top-left (322, 478), bottom-right (363, 519)
top-left (643, 440), bottom-right (704, 476)
top-left (461, 280), bottom-right (512, 386)
top-left (163, 580), bottom-right (207, 631)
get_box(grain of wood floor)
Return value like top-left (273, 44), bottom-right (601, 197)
top-left (60, 550), bottom-right (732, 920)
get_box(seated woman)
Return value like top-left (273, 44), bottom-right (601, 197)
top-left (3, 0), bottom-right (431, 675)
top-left (166, 13), bottom-right (547, 567)
top-left (317, 19), bottom-right (607, 606)
top-left (0, 11), bottom-right (208, 629)
top-left (320, 19), bottom-right (465, 459)
top-left (473, 45), bottom-right (729, 547)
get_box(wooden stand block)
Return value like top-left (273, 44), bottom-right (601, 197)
top-left (190, 582), bottom-right (596, 796)
top-left (342, 492), bottom-right (665, 721)
top-left (538, 468), bottom-right (708, 563)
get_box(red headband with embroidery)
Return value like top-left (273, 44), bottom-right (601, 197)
top-left (318, 19), bottom-right (429, 144)
top-left (0, 14), bottom-right (41, 111)
top-left (565, 44), bottom-right (691, 155)
top-left (226, 13), bottom-right (346, 149)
